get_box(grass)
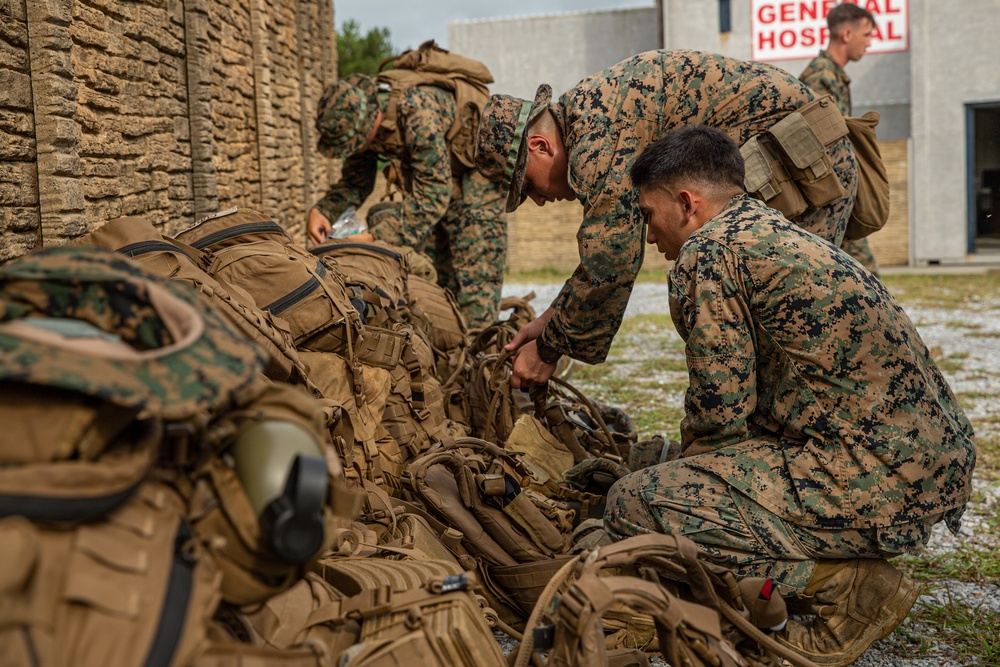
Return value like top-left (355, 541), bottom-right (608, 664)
top-left (888, 594), bottom-right (1000, 665)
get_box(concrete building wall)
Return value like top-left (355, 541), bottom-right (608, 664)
top-left (910, 0), bottom-right (1000, 265)
top-left (0, 0), bottom-right (338, 263)
top-left (658, 0), bottom-right (911, 140)
top-left (448, 7), bottom-right (659, 99)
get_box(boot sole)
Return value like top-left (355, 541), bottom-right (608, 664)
top-left (779, 574), bottom-right (920, 667)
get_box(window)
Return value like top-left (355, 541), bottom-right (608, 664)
top-left (720, 0), bottom-right (731, 33)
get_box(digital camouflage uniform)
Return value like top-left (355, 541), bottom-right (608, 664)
top-left (604, 195), bottom-right (975, 592)
top-left (315, 84), bottom-right (506, 329)
top-left (479, 50), bottom-right (858, 365)
top-left (800, 50), bottom-right (881, 275)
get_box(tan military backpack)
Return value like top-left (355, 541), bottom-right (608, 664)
top-left (512, 533), bottom-right (819, 667)
top-left (174, 208), bottom-right (367, 360)
top-left (0, 246), bottom-right (322, 667)
top-left (76, 215), bottom-right (310, 384)
top-left (225, 557), bottom-right (507, 667)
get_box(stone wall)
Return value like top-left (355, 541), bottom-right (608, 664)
top-left (0, 0), bottom-right (338, 263)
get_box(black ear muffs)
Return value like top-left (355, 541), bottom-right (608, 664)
top-left (260, 454), bottom-right (328, 563)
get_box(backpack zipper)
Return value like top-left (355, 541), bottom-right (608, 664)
top-left (143, 521), bottom-right (196, 667)
top-left (189, 221), bottom-right (285, 250)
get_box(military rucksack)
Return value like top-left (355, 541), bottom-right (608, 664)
top-left (512, 533), bottom-right (817, 667)
top-left (311, 238), bottom-right (467, 492)
top-left (227, 557), bottom-right (507, 667)
top-left (375, 40), bottom-right (493, 182)
top-left (75, 215), bottom-right (310, 385)
top-left (843, 111), bottom-right (891, 240)
top-left (174, 208), bottom-right (365, 360)
top-left (0, 246), bottom-right (348, 666)
top-left (400, 437), bottom-right (581, 626)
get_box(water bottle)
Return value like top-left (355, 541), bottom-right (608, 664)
top-left (326, 206), bottom-right (368, 239)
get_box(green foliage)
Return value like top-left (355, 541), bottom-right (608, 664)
top-left (336, 19), bottom-right (395, 77)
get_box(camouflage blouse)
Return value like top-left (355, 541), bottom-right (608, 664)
top-left (669, 194), bottom-right (975, 529)
top-left (544, 50), bottom-right (819, 364)
top-left (314, 86), bottom-right (457, 250)
top-left (799, 50), bottom-right (852, 116)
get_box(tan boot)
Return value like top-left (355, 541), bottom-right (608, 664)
top-left (776, 558), bottom-right (919, 666)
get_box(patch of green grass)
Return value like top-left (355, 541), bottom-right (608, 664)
top-left (888, 594), bottom-right (1000, 664)
top-left (881, 272), bottom-right (1000, 309)
top-left (957, 390), bottom-right (997, 402)
top-left (935, 357), bottom-right (967, 374)
top-left (504, 267), bottom-right (668, 284)
top-left (975, 433), bottom-right (1000, 480)
top-left (966, 331), bottom-right (1000, 339)
top-left (899, 541), bottom-right (1000, 586)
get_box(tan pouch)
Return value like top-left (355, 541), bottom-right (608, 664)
top-left (844, 111), bottom-right (891, 240)
top-left (741, 134), bottom-right (808, 219)
top-left (767, 95), bottom-right (848, 209)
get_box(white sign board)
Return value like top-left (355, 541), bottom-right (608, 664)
top-left (750, 0), bottom-right (909, 62)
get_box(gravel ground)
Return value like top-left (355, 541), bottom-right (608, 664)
top-left (499, 278), bottom-right (1000, 667)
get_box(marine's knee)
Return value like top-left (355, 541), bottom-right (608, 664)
top-left (603, 472), bottom-right (657, 539)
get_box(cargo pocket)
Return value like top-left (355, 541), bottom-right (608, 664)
top-left (741, 134), bottom-right (808, 218)
top-left (768, 98), bottom-right (847, 209)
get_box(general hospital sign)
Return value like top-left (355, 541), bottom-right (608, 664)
top-left (751, 0), bottom-right (909, 61)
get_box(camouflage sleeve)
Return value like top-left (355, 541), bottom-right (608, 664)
top-left (314, 152), bottom-right (378, 222)
top-left (368, 88), bottom-right (453, 249)
top-left (799, 60), bottom-right (850, 117)
top-left (668, 236), bottom-right (756, 455)
top-left (540, 124), bottom-right (650, 365)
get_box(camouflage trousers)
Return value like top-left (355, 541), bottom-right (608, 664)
top-left (604, 459), bottom-right (937, 594)
top-left (791, 136), bottom-right (859, 247)
top-left (424, 169), bottom-right (507, 329)
top-left (841, 236), bottom-right (880, 276)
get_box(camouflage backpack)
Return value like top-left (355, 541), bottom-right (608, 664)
top-left (0, 246), bottom-right (348, 666)
top-left (376, 39), bottom-right (494, 182)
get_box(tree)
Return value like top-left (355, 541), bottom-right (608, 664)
top-left (336, 19), bottom-right (395, 77)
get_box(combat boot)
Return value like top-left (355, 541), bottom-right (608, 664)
top-left (776, 558), bottom-right (919, 666)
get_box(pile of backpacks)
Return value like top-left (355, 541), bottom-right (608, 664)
top-left (0, 208), bottom-right (818, 667)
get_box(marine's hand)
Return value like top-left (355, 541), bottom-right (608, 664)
top-left (307, 208), bottom-right (332, 245)
top-left (349, 232), bottom-right (376, 243)
top-left (510, 341), bottom-right (557, 389)
top-left (504, 308), bottom-right (555, 352)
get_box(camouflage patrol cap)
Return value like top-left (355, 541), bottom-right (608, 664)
top-left (474, 84), bottom-right (553, 212)
top-left (316, 74), bottom-right (381, 158)
top-left (0, 245), bottom-right (267, 421)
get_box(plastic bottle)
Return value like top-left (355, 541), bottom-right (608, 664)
top-left (326, 206), bottom-right (368, 239)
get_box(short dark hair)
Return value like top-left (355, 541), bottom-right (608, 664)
top-left (827, 3), bottom-right (875, 35)
top-left (629, 125), bottom-right (745, 193)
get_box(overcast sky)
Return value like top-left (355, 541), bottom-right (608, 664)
top-left (333, 0), bottom-right (655, 52)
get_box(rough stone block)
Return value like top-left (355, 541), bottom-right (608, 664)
top-left (0, 69), bottom-right (32, 109)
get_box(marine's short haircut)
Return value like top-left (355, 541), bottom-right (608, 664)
top-left (629, 125), bottom-right (745, 193)
top-left (827, 3), bottom-right (876, 36)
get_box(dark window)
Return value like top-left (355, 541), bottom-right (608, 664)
top-left (720, 0), bottom-right (731, 33)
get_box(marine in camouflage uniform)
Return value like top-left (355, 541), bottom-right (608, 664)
top-left (310, 74), bottom-right (506, 329)
top-left (603, 127), bottom-right (975, 593)
top-left (604, 126), bottom-right (974, 664)
top-left (475, 50), bottom-right (858, 380)
top-left (800, 49), bottom-right (881, 276)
